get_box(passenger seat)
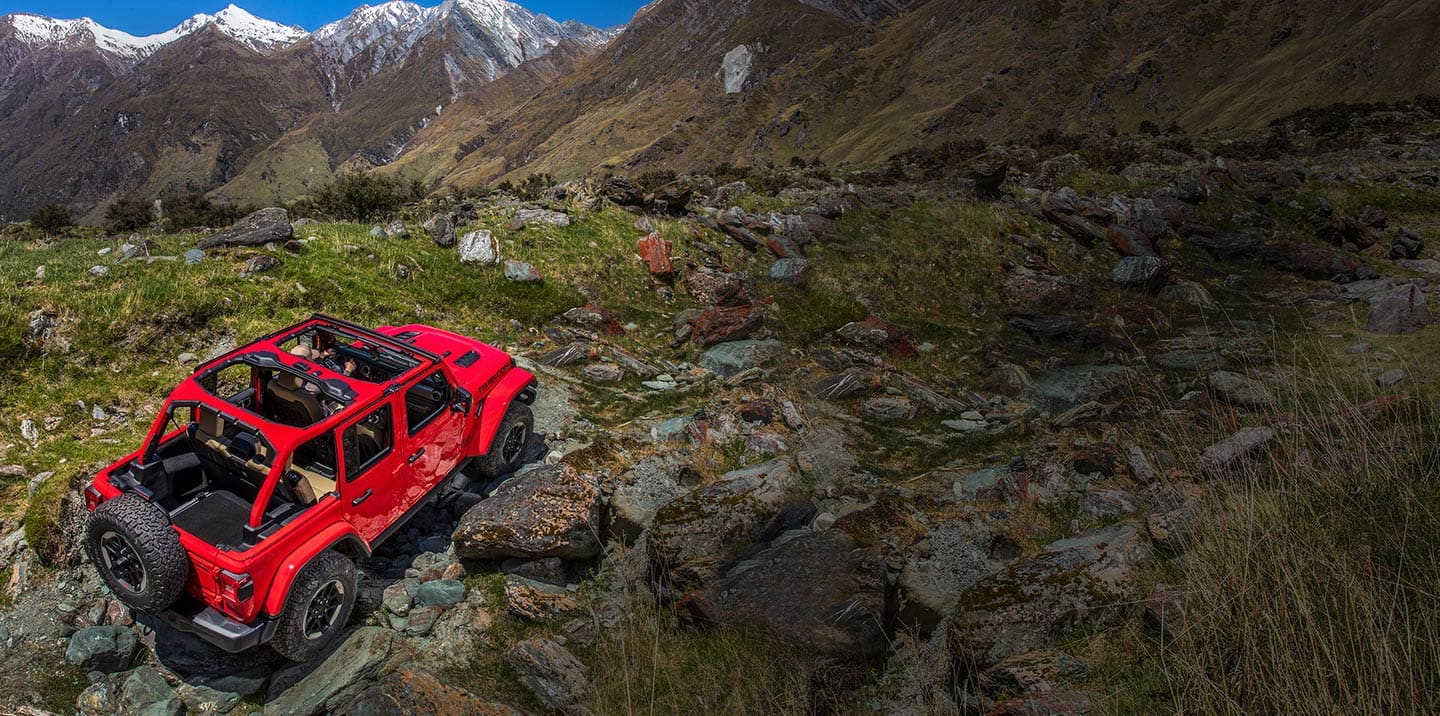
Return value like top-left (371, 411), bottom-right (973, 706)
top-left (267, 372), bottom-right (324, 427)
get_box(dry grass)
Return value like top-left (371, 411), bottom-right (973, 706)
top-left (1162, 356), bottom-right (1440, 714)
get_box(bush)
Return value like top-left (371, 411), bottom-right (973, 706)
top-left (28, 204), bottom-right (72, 236)
top-left (307, 173), bottom-right (425, 222)
top-left (104, 196), bottom-right (154, 232)
top-left (636, 169), bottom-right (678, 192)
top-left (160, 193), bottom-right (254, 232)
top-left (515, 173), bottom-right (556, 201)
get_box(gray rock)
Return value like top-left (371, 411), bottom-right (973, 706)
top-left (1376, 368), bottom-right (1407, 387)
top-left (1199, 426), bottom-right (1277, 478)
top-left (768, 258), bottom-right (810, 286)
top-left (1079, 488), bottom-right (1138, 520)
top-left (424, 214), bottom-right (456, 247)
top-left (177, 683), bottom-right (242, 715)
top-left (1366, 284), bottom-right (1433, 334)
top-left (720, 44), bottom-right (755, 94)
top-left (1146, 482), bottom-right (1201, 555)
top-left (698, 339), bottom-right (785, 379)
top-left (453, 464), bottom-right (602, 560)
top-left (1158, 279), bottom-right (1217, 308)
top-left (505, 639), bottom-right (590, 714)
top-left (947, 523), bottom-right (1149, 667)
top-left (120, 666), bottom-right (184, 716)
top-left (862, 396), bottom-right (917, 421)
top-left (369, 226), bottom-right (386, 238)
top-left (65, 626), bottom-right (138, 673)
top-left (413, 579), bottom-right (466, 609)
top-left (182, 248), bottom-right (205, 265)
top-left (1024, 365), bottom-right (1137, 417)
top-left (514, 208), bottom-right (571, 228)
top-left (385, 220), bottom-right (410, 239)
top-left (679, 530), bottom-right (889, 660)
top-left (197, 208), bottom-right (291, 249)
top-left (1397, 259), bottom-right (1440, 275)
top-left (504, 260), bottom-right (543, 283)
top-left (88, 265), bottom-right (109, 277)
top-left (647, 460), bottom-right (802, 592)
top-left (609, 457), bottom-right (687, 543)
top-left (266, 628), bottom-right (398, 716)
top-left (243, 255), bottom-right (279, 275)
top-left (1125, 446), bottom-right (1160, 483)
top-left (1110, 256), bottom-right (1171, 292)
top-left (581, 363), bottom-right (624, 382)
top-left (1207, 371), bottom-right (1276, 408)
top-left (1155, 350), bottom-right (1224, 371)
top-left (896, 517), bottom-right (1007, 635)
top-left (458, 230), bottom-right (500, 265)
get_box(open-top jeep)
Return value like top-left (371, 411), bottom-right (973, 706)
top-left (82, 315), bottom-right (537, 660)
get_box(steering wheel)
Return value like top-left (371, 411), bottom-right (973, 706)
top-left (276, 471), bottom-right (304, 504)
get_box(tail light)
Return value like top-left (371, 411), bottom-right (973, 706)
top-left (219, 570), bottom-right (254, 613)
top-left (84, 485), bottom-right (103, 511)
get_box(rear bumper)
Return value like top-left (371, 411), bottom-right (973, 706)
top-left (161, 598), bottom-right (276, 653)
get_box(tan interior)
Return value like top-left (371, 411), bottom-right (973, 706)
top-left (286, 462), bottom-right (336, 505)
top-left (267, 372), bottom-right (325, 427)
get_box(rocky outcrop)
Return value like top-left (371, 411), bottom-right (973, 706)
top-left (453, 465), bottom-right (603, 560)
top-left (197, 208), bottom-right (292, 249)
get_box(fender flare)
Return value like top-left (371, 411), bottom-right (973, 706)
top-left (475, 368), bottom-right (537, 455)
top-left (261, 523), bottom-right (370, 617)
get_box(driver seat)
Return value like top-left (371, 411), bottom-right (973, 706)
top-left (267, 372), bottom-right (324, 427)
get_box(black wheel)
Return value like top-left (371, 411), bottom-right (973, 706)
top-left (271, 550), bottom-right (357, 662)
top-left (84, 493), bottom-right (189, 612)
top-left (476, 402), bottom-right (534, 478)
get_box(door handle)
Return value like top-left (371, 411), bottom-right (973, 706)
top-left (351, 489), bottom-right (373, 506)
top-left (408, 448), bottom-right (426, 464)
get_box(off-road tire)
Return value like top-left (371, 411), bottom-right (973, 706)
top-left (476, 402), bottom-right (534, 478)
top-left (271, 550), bottom-right (357, 662)
top-left (84, 493), bottom-right (189, 612)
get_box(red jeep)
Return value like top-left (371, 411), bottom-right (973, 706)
top-left (82, 315), bottom-right (537, 660)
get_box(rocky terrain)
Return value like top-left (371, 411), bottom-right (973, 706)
top-left (0, 101), bottom-right (1437, 714)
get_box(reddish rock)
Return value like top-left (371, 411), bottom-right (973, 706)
top-left (692, 306), bottom-right (763, 347)
top-left (765, 234), bottom-right (804, 260)
top-left (1260, 241), bottom-right (1377, 282)
top-left (1071, 443), bottom-right (1121, 476)
top-left (836, 314), bottom-right (918, 360)
top-left (1106, 223), bottom-right (1158, 257)
top-left (562, 303), bottom-right (625, 336)
top-left (636, 232), bottom-right (675, 279)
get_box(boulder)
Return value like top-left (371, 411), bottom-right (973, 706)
top-left (267, 628), bottom-right (399, 716)
top-left (1365, 284), bottom-right (1433, 334)
top-left (1023, 365), bottom-right (1137, 417)
top-left (1260, 241), bottom-right (1377, 282)
top-left (243, 255), bottom-right (279, 275)
top-left (768, 258), bottom-right (810, 286)
top-left (120, 666), bottom-right (184, 716)
top-left (647, 460), bottom-right (803, 592)
top-left (692, 305), bottom-right (763, 347)
top-left (1079, 488), bottom-right (1138, 520)
top-left (947, 524), bottom-right (1149, 667)
top-left (1001, 272), bottom-right (1092, 314)
top-left (504, 260), bottom-right (543, 283)
top-left (1199, 426), bottom-right (1277, 478)
top-left (896, 517), bottom-right (1008, 635)
top-left (424, 214), bottom-right (456, 247)
top-left (636, 233), bottom-right (674, 279)
top-left (453, 465), bottom-right (603, 560)
top-left (413, 579), bottom-right (466, 609)
top-left (385, 220), bottom-right (410, 239)
top-left (340, 670), bottom-right (517, 715)
top-left (835, 314), bottom-right (918, 359)
top-left (650, 180), bottom-right (695, 215)
top-left (197, 208), bottom-right (291, 249)
top-left (601, 176), bottom-right (645, 207)
top-left (609, 457), bottom-right (687, 543)
top-left (504, 576), bottom-right (580, 621)
top-left (505, 639), bottom-right (590, 714)
top-left (861, 396), bottom-right (917, 421)
top-left (1391, 228), bottom-right (1425, 260)
top-left (1110, 256), bottom-right (1171, 292)
top-left (678, 530), bottom-right (889, 660)
top-left (1146, 482), bottom-right (1202, 555)
top-left (982, 650), bottom-right (1090, 696)
top-left (514, 208), bottom-right (571, 228)
top-left (1106, 224), bottom-right (1157, 257)
top-left (458, 230), bottom-right (500, 265)
top-left (66, 626), bottom-right (138, 673)
top-left (1207, 371), bottom-right (1276, 408)
top-left (698, 339), bottom-right (784, 379)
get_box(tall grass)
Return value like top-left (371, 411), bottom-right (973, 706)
top-left (1165, 360), bottom-right (1440, 713)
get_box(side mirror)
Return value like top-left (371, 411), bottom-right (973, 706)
top-left (451, 387), bottom-right (473, 414)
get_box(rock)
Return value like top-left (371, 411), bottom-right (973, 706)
top-left (581, 363), bottom-right (624, 383)
top-left (65, 625), bottom-right (138, 673)
top-left (678, 530), bottom-right (888, 660)
top-left (990, 691), bottom-right (1096, 715)
top-left (1398, 259), bottom-right (1440, 275)
top-left (947, 524), bottom-right (1149, 667)
top-left (563, 303), bottom-right (624, 335)
top-left (1001, 271), bottom-right (1092, 314)
top-left (1071, 443), bottom-right (1121, 476)
top-left (812, 370), bottom-right (867, 401)
top-left (453, 465), bottom-right (602, 560)
top-left (610, 458), bottom-right (687, 543)
top-left (1260, 241), bottom-right (1377, 282)
top-left (1365, 284), bottom-right (1433, 334)
top-left (382, 582), bottom-right (413, 616)
top-left (514, 208), bottom-right (571, 228)
top-left (120, 666), bottom-right (184, 716)
top-left (1146, 482), bottom-right (1201, 555)
top-left (385, 220), bottom-right (410, 238)
top-left (862, 396), bottom-right (917, 421)
top-left (1079, 488), bottom-right (1138, 520)
top-left (1200, 426), bottom-right (1277, 478)
top-left (88, 265), bottom-right (109, 277)
top-left (1143, 587), bottom-right (1186, 636)
top-left (197, 208), bottom-right (292, 249)
top-left (1024, 365), bottom-right (1137, 417)
top-left (1158, 280), bottom-right (1217, 308)
top-left (182, 248), bottom-right (205, 265)
top-left (413, 579), bottom-right (466, 609)
top-left (698, 339), bottom-right (784, 379)
top-left (964, 159), bottom-right (1009, 197)
top-left (896, 517), bottom-right (1008, 635)
top-left (1154, 350), bottom-right (1224, 371)
top-left (424, 214), bottom-right (456, 247)
top-left (340, 670), bottom-right (514, 716)
top-left (504, 260), bottom-right (544, 283)
top-left (1125, 446), bottom-right (1160, 483)
top-left (636, 233), bottom-right (674, 279)
top-left (243, 255), bottom-right (279, 275)
top-left (1110, 256), bottom-right (1171, 292)
top-left (1376, 368), bottom-right (1407, 387)
top-left (719, 44), bottom-right (755, 94)
top-left (505, 639), bottom-right (590, 714)
top-left (1106, 224), bottom-right (1157, 257)
top-left (1391, 228), bottom-right (1425, 260)
top-left (1207, 371), bottom-right (1277, 408)
top-left (768, 258), bottom-right (810, 286)
top-left (504, 576), bottom-right (580, 621)
top-left (647, 460), bottom-right (803, 592)
top-left (982, 650), bottom-right (1090, 696)
top-left (692, 305), bottom-right (763, 347)
top-left (267, 628), bottom-right (398, 716)
top-left (601, 176), bottom-right (645, 207)
top-left (650, 180), bottom-right (695, 215)
top-left (836, 314), bottom-right (918, 360)
top-left (370, 226), bottom-right (386, 238)
top-left (458, 230), bottom-right (500, 265)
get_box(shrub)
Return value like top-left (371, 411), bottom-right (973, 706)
top-left (28, 204), bottom-right (72, 236)
top-left (308, 173), bottom-right (424, 222)
top-left (636, 169), bottom-right (678, 191)
top-left (104, 196), bottom-right (154, 232)
top-left (515, 173), bottom-right (556, 201)
top-left (160, 193), bottom-right (254, 232)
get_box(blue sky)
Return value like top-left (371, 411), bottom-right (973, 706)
top-left (0, 0), bottom-right (645, 33)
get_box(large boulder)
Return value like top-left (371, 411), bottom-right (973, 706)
top-left (609, 457), bottom-right (688, 543)
top-left (505, 639), bottom-right (590, 714)
top-left (1260, 241), bottom-right (1378, 281)
top-left (678, 530), bottom-right (889, 660)
top-left (458, 230), bottom-right (500, 265)
top-left (692, 305), bottom-right (764, 347)
top-left (340, 670), bottom-right (517, 715)
top-left (1023, 365), bottom-right (1137, 416)
top-left (196, 208), bottom-right (292, 249)
top-left (698, 339), bottom-right (785, 378)
top-left (896, 516), bottom-right (1009, 636)
top-left (453, 465), bottom-right (602, 560)
top-left (647, 460), bottom-right (804, 593)
top-left (1207, 371), bottom-right (1276, 408)
top-left (424, 214), bottom-right (457, 247)
top-left (120, 666), bottom-right (184, 716)
top-left (66, 626), bottom-right (139, 673)
top-left (1110, 256), bottom-right (1171, 292)
top-left (1365, 284), bottom-right (1434, 334)
top-left (267, 628), bottom-right (399, 716)
top-left (514, 208), bottom-right (571, 228)
top-left (947, 524), bottom-right (1149, 668)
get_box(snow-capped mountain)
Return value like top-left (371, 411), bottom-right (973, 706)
top-left (1, 4), bottom-right (304, 63)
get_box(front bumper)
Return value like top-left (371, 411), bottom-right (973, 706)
top-left (161, 598), bottom-right (277, 654)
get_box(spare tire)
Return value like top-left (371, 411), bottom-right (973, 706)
top-left (84, 493), bottom-right (189, 612)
